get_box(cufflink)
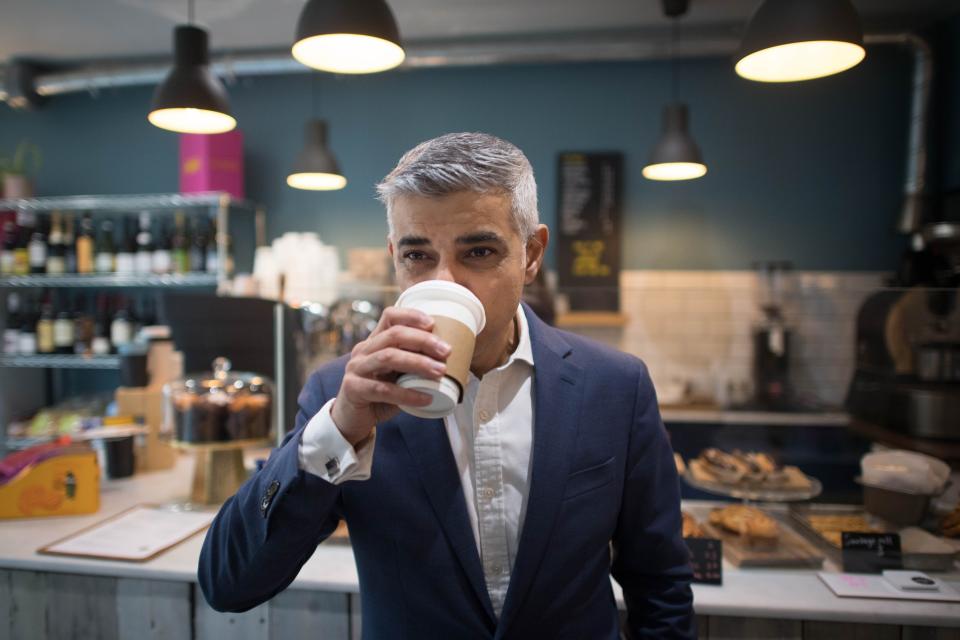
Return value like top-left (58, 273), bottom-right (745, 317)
top-left (325, 457), bottom-right (340, 477)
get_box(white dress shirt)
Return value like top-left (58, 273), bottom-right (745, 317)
top-left (299, 306), bottom-right (535, 617)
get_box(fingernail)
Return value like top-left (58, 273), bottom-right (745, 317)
top-left (431, 362), bottom-right (446, 375)
top-left (436, 341), bottom-right (451, 355)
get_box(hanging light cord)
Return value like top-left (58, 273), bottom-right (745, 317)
top-left (188, 0), bottom-right (195, 24)
top-left (311, 72), bottom-right (319, 117)
top-left (670, 17), bottom-right (678, 102)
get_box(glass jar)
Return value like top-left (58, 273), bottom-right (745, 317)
top-left (163, 357), bottom-right (274, 444)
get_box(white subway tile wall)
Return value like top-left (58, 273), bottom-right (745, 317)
top-left (568, 270), bottom-right (886, 409)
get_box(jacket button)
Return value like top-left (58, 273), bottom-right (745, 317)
top-left (266, 480), bottom-right (280, 497)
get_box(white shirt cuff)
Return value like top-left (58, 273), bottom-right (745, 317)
top-left (297, 398), bottom-right (376, 483)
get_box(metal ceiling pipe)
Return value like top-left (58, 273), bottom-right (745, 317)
top-left (864, 33), bottom-right (934, 235)
top-left (2, 27), bottom-right (742, 103)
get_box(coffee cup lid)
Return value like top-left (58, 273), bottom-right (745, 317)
top-left (396, 280), bottom-right (486, 334)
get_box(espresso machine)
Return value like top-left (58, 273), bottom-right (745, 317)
top-left (846, 222), bottom-right (960, 440)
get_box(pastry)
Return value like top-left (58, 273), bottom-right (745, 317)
top-left (692, 448), bottom-right (805, 489)
top-left (708, 505), bottom-right (779, 544)
top-left (682, 511), bottom-right (704, 538)
top-left (941, 506), bottom-right (960, 538)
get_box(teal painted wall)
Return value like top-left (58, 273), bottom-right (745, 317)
top-left (1, 45), bottom-right (937, 271)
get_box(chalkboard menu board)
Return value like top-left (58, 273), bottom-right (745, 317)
top-left (686, 537), bottom-right (723, 585)
top-left (556, 152), bottom-right (623, 311)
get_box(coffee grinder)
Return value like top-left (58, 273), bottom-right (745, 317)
top-left (752, 261), bottom-right (795, 410)
top-left (846, 222), bottom-right (960, 440)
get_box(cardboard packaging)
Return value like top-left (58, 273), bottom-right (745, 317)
top-left (179, 130), bottom-right (244, 198)
top-left (0, 449), bottom-right (99, 519)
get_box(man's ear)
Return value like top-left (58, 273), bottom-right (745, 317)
top-left (387, 235), bottom-right (395, 258)
top-left (524, 225), bottom-right (549, 285)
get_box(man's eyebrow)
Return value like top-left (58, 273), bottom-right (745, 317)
top-left (396, 235), bottom-right (431, 247)
top-left (456, 231), bottom-right (505, 244)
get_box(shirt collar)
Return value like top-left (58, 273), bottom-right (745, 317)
top-left (503, 304), bottom-right (534, 368)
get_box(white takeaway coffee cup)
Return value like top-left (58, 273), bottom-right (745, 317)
top-left (395, 280), bottom-right (486, 419)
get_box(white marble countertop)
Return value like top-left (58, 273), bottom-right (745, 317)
top-left (2, 455), bottom-right (958, 627)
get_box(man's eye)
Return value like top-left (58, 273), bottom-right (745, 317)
top-left (403, 251), bottom-right (429, 261)
top-left (466, 247), bottom-right (495, 258)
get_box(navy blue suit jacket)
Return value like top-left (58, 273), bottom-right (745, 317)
top-left (199, 305), bottom-right (695, 639)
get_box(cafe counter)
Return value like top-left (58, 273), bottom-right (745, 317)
top-left (1, 456), bottom-right (957, 640)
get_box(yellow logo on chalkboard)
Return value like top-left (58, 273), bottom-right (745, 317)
top-left (572, 240), bottom-right (611, 277)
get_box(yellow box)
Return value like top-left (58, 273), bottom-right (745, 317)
top-left (0, 449), bottom-right (99, 519)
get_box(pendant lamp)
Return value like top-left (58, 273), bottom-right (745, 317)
top-left (735, 0), bottom-right (865, 83)
top-left (642, 104), bottom-right (707, 181)
top-left (643, 0), bottom-right (707, 182)
top-left (292, 0), bottom-right (405, 74)
top-left (148, 18), bottom-right (236, 133)
top-left (287, 119), bottom-right (347, 191)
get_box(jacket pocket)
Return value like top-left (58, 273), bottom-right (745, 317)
top-left (562, 456), bottom-right (615, 500)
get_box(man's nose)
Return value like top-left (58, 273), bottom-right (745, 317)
top-left (433, 260), bottom-right (457, 283)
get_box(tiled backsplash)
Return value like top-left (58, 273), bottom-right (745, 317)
top-left (562, 270), bottom-right (886, 409)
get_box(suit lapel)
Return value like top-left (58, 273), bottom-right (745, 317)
top-left (496, 308), bottom-right (584, 635)
top-left (396, 412), bottom-right (497, 624)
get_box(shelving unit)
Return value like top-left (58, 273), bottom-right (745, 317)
top-left (0, 192), bottom-right (266, 444)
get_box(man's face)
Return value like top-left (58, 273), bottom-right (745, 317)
top-left (388, 190), bottom-right (546, 369)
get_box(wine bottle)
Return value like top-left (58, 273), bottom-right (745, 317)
top-left (189, 216), bottom-right (206, 273)
top-left (110, 296), bottom-right (133, 352)
top-left (152, 219), bottom-right (172, 274)
top-left (77, 213), bottom-right (96, 274)
top-left (0, 220), bottom-right (16, 275)
top-left (3, 292), bottom-right (21, 354)
top-left (28, 214), bottom-right (48, 274)
top-left (91, 294), bottom-right (111, 355)
top-left (63, 213), bottom-right (77, 273)
top-left (96, 219), bottom-right (116, 273)
top-left (36, 294), bottom-right (55, 354)
top-left (46, 212), bottom-right (66, 275)
top-left (205, 217), bottom-right (219, 275)
top-left (13, 210), bottom-right (32, 276)
top-left (114, 217), bottom-right (137, 274)
top-left (74, 296), bottom-right (95, 355)
top-left (171, 211), bottom-right (188, 274)
top-left (53, 296), bottom-right (75, 355)
top-left (17, 295), bottom-right (37, 355)
top-left (135, 211), bottom-right (154, 275)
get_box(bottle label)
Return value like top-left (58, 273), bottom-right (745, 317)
top-left (37, 322), bottom-right (54, 353)
top-left (115, 253), bottom-right (135, 274)
top-left (0, 252), bottom-right (14, 275)
top-left (54, 320), bottom-right (74, 346)
top-left (92, 336), bottom-right (110, 355)
top-left (46, 257), bottom-right (66, 275)
top-left (18, 333), bottom-right (36, 355)
top-left (14, 249), bottom-right (29, 275)
top-left (96, 253), bottom-right (114, 273)
top-left (3, 329), bottom-right (19, 354)
top-left (77, 238), bottom-right (94, 273)
top-left (152, 251), bottom-right (171, 274)
top-left (135, 252), bottom-right (153, 275)
top-left (29, 243), bottom-right (47, 267)
top-left (111, 321), bottom-right (132, 347)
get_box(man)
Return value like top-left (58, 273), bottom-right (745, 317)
top-left (199, 132), bottom-right (695, 639)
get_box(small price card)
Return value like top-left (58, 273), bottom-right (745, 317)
top-left (841, 532), bottom-right (902, 574)
top-left (686, 537), bottom-right (723, 585)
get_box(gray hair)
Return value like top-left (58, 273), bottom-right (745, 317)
top-left (377, 132), bottom-right (539, 240)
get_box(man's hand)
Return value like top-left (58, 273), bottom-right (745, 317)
top-left (330, 306), bottom-right (451, 445)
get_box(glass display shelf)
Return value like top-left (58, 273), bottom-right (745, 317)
top-left (0, 273), bottom-right (217, 288)
top-left (0, 354), bottom-right (122, 369)
top-left (683, 467), bottom-right (823, 502)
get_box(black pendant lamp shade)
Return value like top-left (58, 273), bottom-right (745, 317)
top-left (642, 103), bottom-right (707, 181)
top-left (148, 25), bottom-right (236, 134)
top-left (735, 0), bottom-right (865, 82)
top-left (292, 0), bottom-right (405, 74)
top-left (287, 119), bottom-right (347, 190)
